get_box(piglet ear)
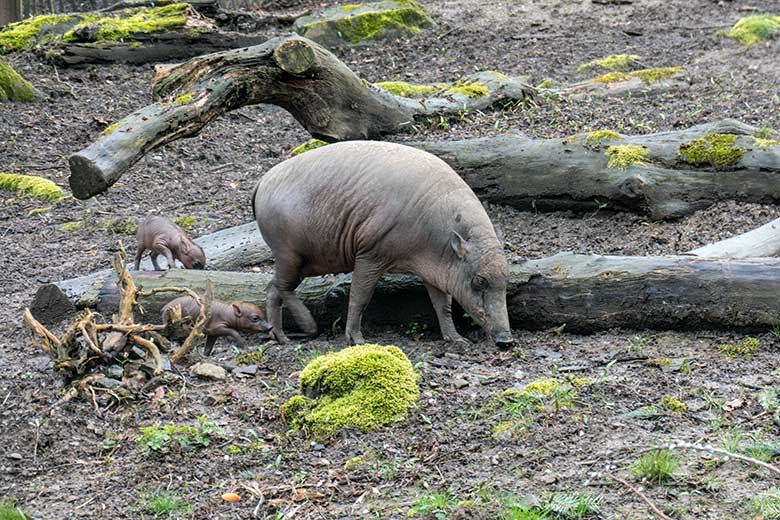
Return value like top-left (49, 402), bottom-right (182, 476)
top-left (494, 224), bottom-right (505, 246)
top-left (182, 240), bottom-right (191, 255)
top-left (232, 303), bottom-right (242, 318)
top-left (450, 230), bottom-right (470, 259)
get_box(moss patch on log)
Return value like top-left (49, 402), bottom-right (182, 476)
top-left (374, 80), bottom-right (442, 97)
top-left (586, 129), bottom-right (623, 143)
top-left (755, 137), bottom-right (780, 148)
top-left (280, 344), bottom-right (419, 437)
top-left (593, 66), bottom-right (684, 84)
top-left (62, 3), bottom-right (190, 43)
top-left (578, 53), bottom-right (639, 72)
top-left (0, 60), bottom-right (35, 102)
top-left (678, 133), bottom-right (745, 168)
top-left (289, 139), bottom-right (327, 157)
top-left (720, 14), bottom-right (780, 46)
top-left (0, 173), bottom-right (63, 201)
top-left (293, 0), bottom-right (432, 46)
top-left (605, 145), bottom-right (648, 170)
top-left (0, 14), bottom-right (72, 53)
top-left (444, 80), bottom-right (489, 98)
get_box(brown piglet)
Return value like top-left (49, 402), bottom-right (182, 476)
top-left (134, 216), bottom-right (205, 271)
top-left (161, 295), bottom-right (272, 355)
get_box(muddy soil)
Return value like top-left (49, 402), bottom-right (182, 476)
top-left (1, 0), bottom-right (779, 518)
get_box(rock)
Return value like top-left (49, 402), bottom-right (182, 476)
top-left (94, 378), bottom-right (125, 389)
top-left (6, 452), bottom-right (22, 460)
top-left (293, 0), bottom-right (434, 48)
top-left (106, 365), bottom-right (124, 380)
top-left (190, 362), bottom-right (227, 381)
top-left (233, 364), bottom-right (258, 377)
top-left (452, 377), bottom-right (469, 389)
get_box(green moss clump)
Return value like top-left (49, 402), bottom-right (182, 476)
top-left (280, 344), bottom-right (419, 437)
top-left (719, 337), bottom-right (760, 358)
top-left (60, 221), bottom-right (84, 232)
top-left (658, 396), bottom-right (687, 415)
top-left (444, 80), bottom-right (489, 98)
top-left (586, 129), bottom-right (623, 143)
top-left (536, 78), bottom-right (553, 89)
top-left (678, 133), bottom-right (745, 168)
top-left (236, 349), bottom-right (264, 365)
top-left (289, 138), bottom-right (327, 157)
top-left (605, 145), bottom-right (649, 170)
top-left (593, 66), bottom-right (684, 84)
top-left (0, 14), bottom-right (72, 53)
top-left (300, 0), bottom-right (431, 45)
top-left (0, 173), bottom-right (63, 201)
top-left (0, 60), bottom-right (36, 102)
top-left (341, 4), bottom-right (363, 11)
top-left (721, 14), bottom-right (780, 46)
top-left (173, 92), bottom-right (194, 105)
top-left (62, 3), bottom-right (189, 43)
top-left (374, 80), bottom-right (442, 97)
top-left (174, 215), bottom-right (196, 229)
top-left (578, 53), bottom-right (639, 72)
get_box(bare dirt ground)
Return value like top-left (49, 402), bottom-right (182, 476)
top-left (1, 0), bottom-right (780, 518)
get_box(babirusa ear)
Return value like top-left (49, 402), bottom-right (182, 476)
top-left (232, 303), bottom-right (242, 318)
top-left (494, 224), bottom-right (505, 246)
top-left (450, 230), bottom-right (470, 259)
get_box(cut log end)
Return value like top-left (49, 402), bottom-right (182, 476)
top-left (68, 154), bottom-right (109, 200)
top-left (273, 39), bottom-right (317, 75)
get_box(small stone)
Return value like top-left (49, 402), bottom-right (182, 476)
top-left (106, 365), bottom-right (124, 380)
top-left (94, 378), bottom-right (124, 389)
top-left (233, 364), bottom-right (258, 377)
top-left (513, 369), bottom-right (525, 379)
top-left (452, 377), bottom-right (469, 389)
top-left (190, 362), bottom-right (227, 381)
top-left (6, 452), bottom-right (22, 460)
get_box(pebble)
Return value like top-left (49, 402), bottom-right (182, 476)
top-left (190, 362), bottom-right (227, 381)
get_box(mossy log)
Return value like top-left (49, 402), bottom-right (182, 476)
top-left (31, 253), bottom-right (780, 333)
top-left (67, 34), bottom-right (532, 199)
top-left (0, 3), bottom-right (296, 67)
top-left (0, 59), bottom-right (36, 101)
top-left (414, 119), bottom-right (780, 220)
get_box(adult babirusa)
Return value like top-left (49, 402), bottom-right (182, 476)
top-left (251, 141), bottom-right (514, 346)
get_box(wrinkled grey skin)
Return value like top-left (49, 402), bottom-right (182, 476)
top-left (161, 295), bottom-right (272, 355)
top-left (252, 141), bottom-right (513, 347)
top-left (134, 216), bottom-right (206, 271)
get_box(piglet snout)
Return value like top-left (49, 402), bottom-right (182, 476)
top-left (494, 331), bottom-right (515, 349)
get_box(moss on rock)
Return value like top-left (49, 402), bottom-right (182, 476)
top-left (593, 66), bottom-right (684, 85)
top-left (280, 344), bottom-right (419, 437)
top-left (289, 138), bottom-right (327, 157)
top-left (173, 92), bottom-right (194, 104)
top-left (720, 14), bottom-right (780, 46)
top-left (293, 0), bottom-right (432, 47)
top-left (0, 173), bottom-right (63, 201)
top-left (0, 60), bottom-right (35, 102)
top-left (755, 137), bottom-right (780, 148)
top-left (100, 122), bottom-right (120, 136)
top-left (678, 133), bottom-right (745, 168)
top-left (605, 144), bottom-right (648, 170)
top-left (0, 14), bottom-right (72, 53)
top-left (62, 3), bottom-right (189, 43)
top-left (578, 53), bottom-right (639, 72)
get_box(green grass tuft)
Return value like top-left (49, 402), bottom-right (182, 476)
top-left (630, 449), bottom-right (680, 484)
top-left (136, 491), bottom-right (190, 516)
top-left (0, 501), bottom-right (30, 520)
top-left (753, 488), bottom-right (780, 518)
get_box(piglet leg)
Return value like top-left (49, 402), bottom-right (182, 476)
top-left (424, 283), bottom-right (469, 346)
top-left (150, 252), bottom-right (163, 271)
top-left (133, 246), bottom-right (144, 270)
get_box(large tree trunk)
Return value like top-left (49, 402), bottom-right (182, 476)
top-left (66, 34), bottom-right (533, 199)
top-left (31, 254), bottom-right (780, 333)
top-left (415, 119), bottom-right (780, 220)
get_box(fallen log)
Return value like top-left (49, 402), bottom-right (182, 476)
top-left (414, 119), bottom-right (780, 220)
top-left (67, 33), bottom-right (533, 198)
top-left (687, 216), bottom-right (780, 258)
top-left (31, 253), bottom-right (780, 333)
top-left (0, 2), bottom-right (296, 66)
